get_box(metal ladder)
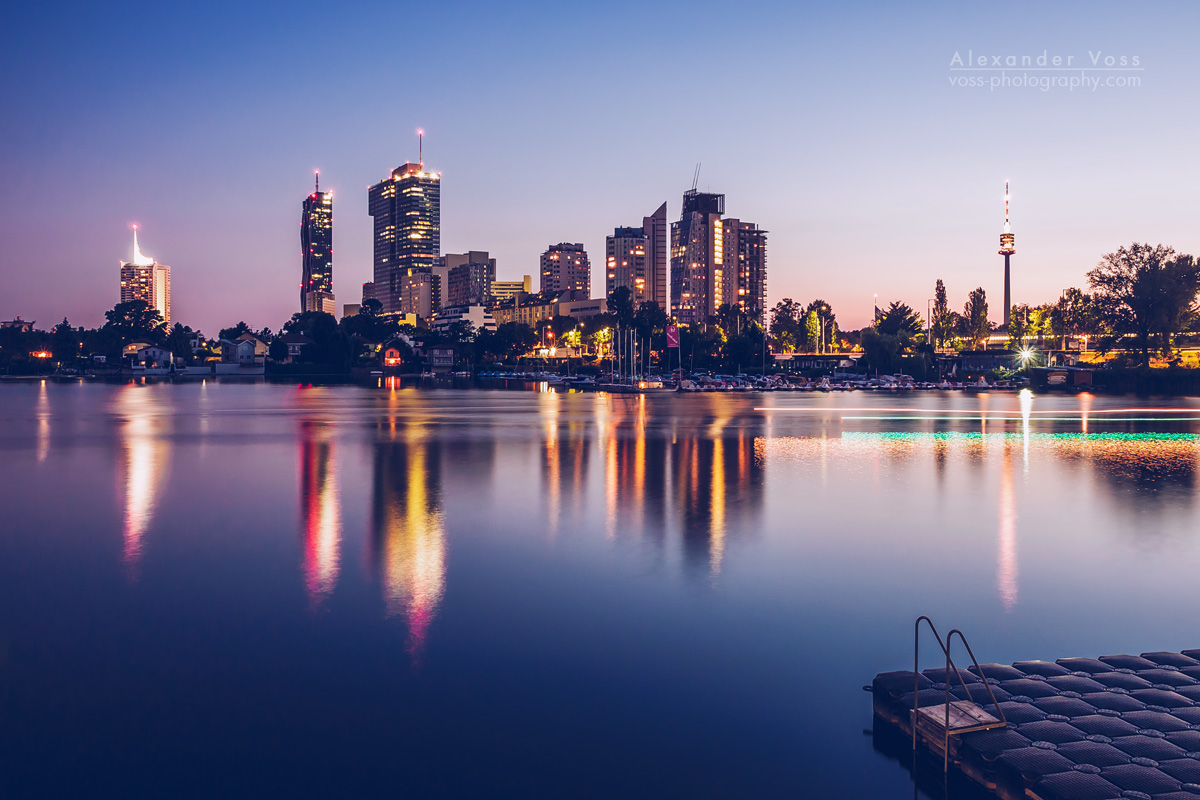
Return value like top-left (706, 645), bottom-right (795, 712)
top-left (913, 616), bottom-right (1008, 771)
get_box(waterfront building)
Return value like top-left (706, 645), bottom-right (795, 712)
top-left (301, 173), bottom-right (334, 314)
top-left (0, 317), bottom-right (35, 332)
top-left (724, 219), bottom-right (768, 317)
top-left (368, 161), bottom-right (440, 315)
top-left (431, 305), bottom-right (497, 334)
top-left (400, 272), bottom-right (437, 319)
top-left (490, 275), bottom-right (532, 306)
top-left (119, 227), bottom-right (171, 326)
top-left (540, 243), bottom-right (590, 295)
top-left (605, 227), bottom-right (649, 302)
top-left (491, 293), bottom-right (558, 327)
top-left (670, 191), bottom-right (725, 327)
top-left (442, 251), bottom-right (496, 308)
top-left (557, 296), bottom-right (608, 319)
top-left (669, 191), bottom-right (766, 326)
top-left (605, 204), bottom-right (668, 306)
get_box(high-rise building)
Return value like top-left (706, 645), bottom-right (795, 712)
top-left (368, 160), bottom-right (440, 315)
top-left (490, 275), bottom-right (532, 306)
top-left (670, 191), bottom-right (725, 327)
top-left (670, 191), bottom-right (766, 326)
top-left (643, 202), bottom-right (668, 307)
top-left (724, 219), bottom-right (768, 317)
top-left (119, 226), bottom-right (171, 326)
top-left (301, 172), bottom-right (334, 315)
top-left (540, 243), bottom-right (590, 296)
top-left (441, 251), bottom-right (496, 309)
top-left (400, 272), bottom-right (437, 319)
top-left (606, 226), bottom-right (650, 302)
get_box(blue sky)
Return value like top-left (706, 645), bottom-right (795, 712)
top-left (2, 0), bottom-right (1197, 332)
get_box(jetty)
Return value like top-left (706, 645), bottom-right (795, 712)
top-left (872, 620), bottom-right (1200, 800)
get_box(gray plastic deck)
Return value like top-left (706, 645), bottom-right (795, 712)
top-left (872, 649), bottom-right (1200, 800)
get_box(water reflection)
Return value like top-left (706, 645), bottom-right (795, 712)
top-left (114, 385), bottom-right (170, 569)
top-left (370, 430), bottom-right (447, 659)
top-left (299, 421), bottom-right (341, 603)
top-left (36, 380), bottom-right (49, 463)
top-left (997, 444), bottom-right (1018, 611)
top-left (538, 398), bottom-right (764, 577)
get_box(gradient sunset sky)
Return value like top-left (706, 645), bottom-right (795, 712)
top-left (3, 0), bottom-right (1197, 333)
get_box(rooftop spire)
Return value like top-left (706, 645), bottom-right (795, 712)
top-left (131, 225), bottom-right (154, 266)
top-left (315, 169), bottom-right (319, 194)
top-left (1003, 180), bottom-right (1011, 234)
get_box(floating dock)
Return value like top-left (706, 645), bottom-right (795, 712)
top-left (873, 650), bottom-right (1200, 800)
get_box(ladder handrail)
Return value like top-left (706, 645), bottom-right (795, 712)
top-left (912, 617), bottom-right (1008, 767)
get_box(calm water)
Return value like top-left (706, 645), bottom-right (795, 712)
top-left (2, 381), bottom-right (1199, 797)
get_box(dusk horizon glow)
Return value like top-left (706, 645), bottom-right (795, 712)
top-left (3, 0), bottom-right (1198, 334)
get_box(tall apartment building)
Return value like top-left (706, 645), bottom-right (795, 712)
top-left (368, 161), bottom-right (440, 315)
top-left (605, 227), bottom-right (649, 302)
top-left (441, 251), bottom-right (496, 308)
top-left (669, 191), bottom-right (766, 326)
top-left (119, 227), bottom-right (171, 326)
top-left (540, 243), bottom-right (590, 295)
top-left (724, 219), bottom-right (768, 317)
top-left (643, 202), bottom-right (668, 306)
top-left (300, 174), bottom-right (334, 314)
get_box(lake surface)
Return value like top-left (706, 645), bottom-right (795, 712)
top-left (1, 381), bottom-right (1199, 797)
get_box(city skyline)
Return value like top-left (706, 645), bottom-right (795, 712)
top-left (4, 1), bottom-right (1199, 335)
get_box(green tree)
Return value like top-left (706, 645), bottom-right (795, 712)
top-left (607, 286), bottom-right (636, 327)
top-left (1087, 243), bottom-right (1200, 364)
top-left (1007, 304), bottom-right (1031, 347)
top-left (959, 288), bottom-right (990, 349)
top-left (804, 310), bottom-right (821, 352)
top-left (876, 301), bottom-right (924, 337)
top-left (219, 321), bottom-right (252, 340)
top-left (805, 300), bottom-right (836, 352)
top-left (931, 280), bottom-right (952, 349)
top-left (104, 300), bottom-right (165, 340)
top-left (51, 318), bottom-right (80, 364)
top-left (768, 298), bottom-right (803, 353)
top-left (164, 323), bottom-right (196, 361)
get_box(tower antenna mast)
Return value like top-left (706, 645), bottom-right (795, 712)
top-left (418, 128), bottom-right (424, 167)
top-left (315, 169), bottom-right (319, 194)
top-left (998, 179), bottom-right (1016, 328)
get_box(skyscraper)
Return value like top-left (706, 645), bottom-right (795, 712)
top-left (670, 191), bottom-right (725, 327)
top-left (368, 160), bottom-right (441, 315)
top-left (670, 190), bottom-right (766, 326)
top-left (643, 202), bottom-right (668, 307)
top-left (540, 243), bottom-right (590, 296)
top-left (605, 227), bottom-right (650, 302)
top-left (301, 172), bottom-right (334, 314)
top-left (724, 219), bottom-right (768, 317)
top-left (119, 226), bottom-right (171, 326)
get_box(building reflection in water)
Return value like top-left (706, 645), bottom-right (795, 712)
top-left (370, 428), bottom-right (447, 659)
top-left (36, 380), bottom-right (50, 463)
top-left (997, 443), bottom-right (1018, 611)
top-left (114, 385), bottom-right (170, 569)
top-left (542, 403), bottom-right (590, 538)
top-left (540, 398), bottom-right (763, 577)
top-left (299, 420), bottom-right (341, 603)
